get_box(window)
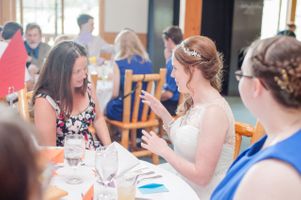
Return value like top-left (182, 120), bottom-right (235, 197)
top-left (16, 0), bottom-right (99, 44)
top-left (261, 0), bottom-right (289, 38)
top-left (295, 0), bottom-right (301, 39)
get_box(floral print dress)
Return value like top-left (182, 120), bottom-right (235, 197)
top-left (37, 91), bottom-right (100, 149)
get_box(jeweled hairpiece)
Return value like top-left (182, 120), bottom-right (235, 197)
top-left (179, 43), bottom-right (201, 58)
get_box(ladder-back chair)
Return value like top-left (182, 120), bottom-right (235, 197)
top-left (106, 68), bottom-right (166, 164)
top-left (234, 121), bottom-right (266, 159)
top-left (17, 87), bottom-right (33, 122)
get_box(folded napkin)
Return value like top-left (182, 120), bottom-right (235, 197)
top-left (111, 142), bottom-right (140, 176)
top-left (40, 148), bottom-right (64, 164)
top-left (44, 186), bottom-right (68, 200)
top-left (138, 183), bottom-right (169, 194)
top-left (82, 185), bottom-right (94, 200)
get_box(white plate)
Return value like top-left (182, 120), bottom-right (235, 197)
top-left (56, 166), bottom-right (95, 180)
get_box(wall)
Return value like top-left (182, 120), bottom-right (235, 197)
top-left (228, 0), bottom-right (263, 95)
top-left (102, 0), bottom-right (148, 46)
top-left (201, 0), bottom-right (235, 95)
top-left (201, 0), bottom-right (263, 95)
top-left (147, 0), bottom-right (176, 72)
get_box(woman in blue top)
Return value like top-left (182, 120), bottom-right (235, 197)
top-left (211, 36), bottom-right (301, 199)
top-left (106, 29), bottom-right (153, 121)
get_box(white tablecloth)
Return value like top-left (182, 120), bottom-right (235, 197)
top-left (50, 149), bottom-right (199, 200)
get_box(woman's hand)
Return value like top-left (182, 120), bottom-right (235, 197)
top-left (141, 130), bottom-right (169, 157)
top-left (140, 90), bottom-right (173, 124)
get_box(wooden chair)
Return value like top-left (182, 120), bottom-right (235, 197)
top-left (106, 68), bottom-right (166, 164)
top-left (234, 121), bottom-right (266, 159)
top-left (90, 73), bottom-right (98, 90)
top-left (17, 87), bottom-right (33, 122)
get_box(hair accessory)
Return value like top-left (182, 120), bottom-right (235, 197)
top-left (179, 43), bottom-right (201, 58)
top-left (274, 68), bottom-right (293, 93)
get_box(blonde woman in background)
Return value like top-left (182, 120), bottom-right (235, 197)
top-left (105, 29), bottom-right (153, 121)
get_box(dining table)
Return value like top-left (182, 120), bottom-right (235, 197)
top-left (44, 143), bottom-right (199, 200)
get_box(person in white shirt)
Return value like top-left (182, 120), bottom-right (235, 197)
top-left (74, 14), bottom-right (114, 59)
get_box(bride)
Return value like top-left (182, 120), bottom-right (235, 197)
top-left (141, 35), bottom-right (235, 199)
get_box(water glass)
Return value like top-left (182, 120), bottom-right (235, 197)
top-left (64, 134), bottom-right (85, 184)
top-left (95, 145), bottom-right (118, 186)
top-left (117, 174), bottom-right (136, 200)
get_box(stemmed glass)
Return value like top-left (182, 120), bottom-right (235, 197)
top-left (95, 145), bottom-right (118, 185)
top-left (95, 145), bottom-right (118, 199)
top-left (64, 134), bottom-right (85, 184)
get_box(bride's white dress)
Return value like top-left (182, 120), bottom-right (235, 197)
top-left (162, 98), bottom-right (235, 199)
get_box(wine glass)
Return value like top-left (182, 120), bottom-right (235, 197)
top-left (64, 134), bottom-right (85, 184)
top-left (95, 145), bottom-right (118, 186)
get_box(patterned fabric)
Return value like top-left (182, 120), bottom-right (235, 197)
top-left (37, 90), bottom-right (99, 149)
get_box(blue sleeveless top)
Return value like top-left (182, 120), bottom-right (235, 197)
top-left (106, 55), bottom-right (153, 121)
top-left (211, 128), bottom-right (301, 200)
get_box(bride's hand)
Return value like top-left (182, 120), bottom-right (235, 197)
top-left (141, 130), bottom-right (169, 157)
top-left (140, 90), bottom-right (173, 123)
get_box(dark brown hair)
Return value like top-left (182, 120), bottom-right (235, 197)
top-left (174, 35), bottom-right (223, 114)
top-left (0, 104), bottom-right (41, 200)
top-left (77, 14), bottom-right (93, 28)
top-left (33, 41), bottom-right (88, 116)
top-left (249, 36), bottom-right (301, 108)
top-left (162, 26), bottom-right (183, 45)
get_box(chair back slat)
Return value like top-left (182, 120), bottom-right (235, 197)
top-left (251, 121), bottom-right (265, 143)
top-left (122, 70), bottom-right (133, 123)
top-left (149, 69), bottom-right (166, 120)
top-left (141, 81), bottom-right (153, 121)
top-left (90, 73), bottom-right (98, 90)
top-left (17, 87), bottom-right (33, 122)
top-left (131, 81), bottom-right (143, 123)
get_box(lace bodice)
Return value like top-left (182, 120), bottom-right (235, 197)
top-left (168, 97), bottom-right (235, 199)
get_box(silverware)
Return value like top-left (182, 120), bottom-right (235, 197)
top-left (137, 175), bottom-right (163, 184)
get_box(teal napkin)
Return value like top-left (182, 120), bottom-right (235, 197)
top-left (138, 183), bottom-right (169, 194)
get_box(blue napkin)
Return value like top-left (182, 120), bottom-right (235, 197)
top-left (138, 183), bottom-right (169, 194)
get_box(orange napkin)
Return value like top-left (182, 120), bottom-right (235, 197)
top-left (82, 185), bottom-right (94, 200)
top-left (40, 148), bottom-right (64, 164)
top-left (44, 185), bottom-right (68, 200)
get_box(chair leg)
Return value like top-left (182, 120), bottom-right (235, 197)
top-left (158, 119), bottom-right (164, 137)
top-left (130, 129), bottom-right (137, 150)
top-left (151, 153), bottom-right (160, 165)
top-left (121, 129), bottom-right (130, 150)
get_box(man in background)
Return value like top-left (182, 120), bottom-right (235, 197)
top-left (74, 14), bottom-right (114, 59)
top-left (277, 22), bottom-right (296, 38)
top-left (161, 26), bottom-right (183, 115)
top-left (24, 23), bottom-right (51, 76)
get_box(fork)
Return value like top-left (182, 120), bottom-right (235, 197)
top-left (136, 175), bottom-right (163, 184)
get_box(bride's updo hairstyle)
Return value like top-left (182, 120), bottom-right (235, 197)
top-left (249, 36), bottom-right (301, 108)
top-left (173, 35), bottom-right (223, 115)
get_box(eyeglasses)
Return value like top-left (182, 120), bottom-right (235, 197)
top-left (235, 70), bottom-right (269, 90)
top-left (234, 70), bottom-right (254, 81)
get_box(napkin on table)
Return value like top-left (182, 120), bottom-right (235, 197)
top-left (44, 185), bottom-right (68, 200)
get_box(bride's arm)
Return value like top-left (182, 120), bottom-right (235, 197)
top-left (142, 105), bottom-right (230, 186)
top-left (140, 90), bottom-right (174, 125)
